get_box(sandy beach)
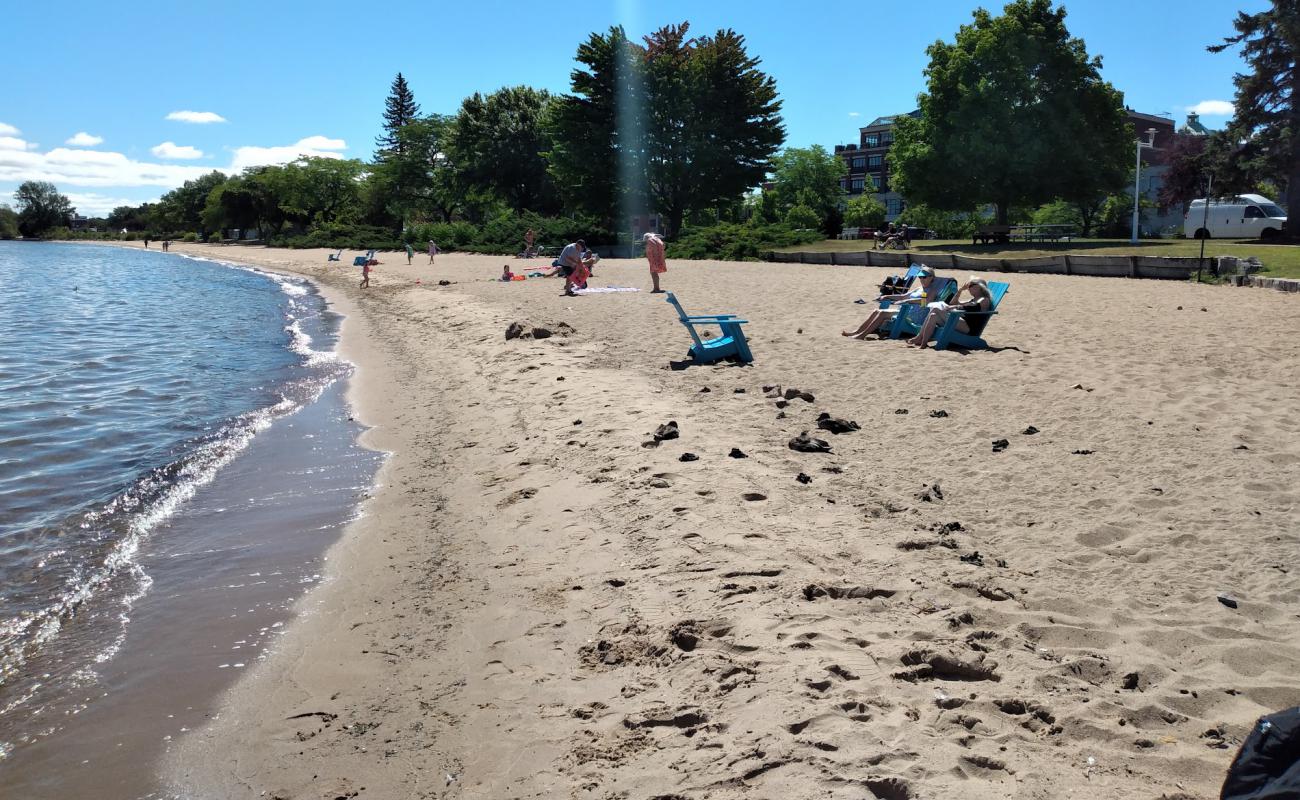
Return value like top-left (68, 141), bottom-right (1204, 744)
top-left (152, 243), bottom-right (1300, 799)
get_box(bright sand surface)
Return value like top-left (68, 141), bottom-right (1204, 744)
top-left (146, 242), bottom-right (1300, 799)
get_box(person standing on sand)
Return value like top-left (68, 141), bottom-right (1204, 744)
top-left (143, 237), bottom-right (149, 249)
top-left (643, 232), bottom-right (667, 293)
top-left (405, 242), bottom-right (414, 264)
top-left (524, 228), bottom-right (536, 257)
top-left (360, 260), bottom-right (371, 289)
top-left (427, 240), bottom-right (438, 264)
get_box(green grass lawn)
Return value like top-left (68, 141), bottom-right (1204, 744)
top-left (776, 237), bottom-right (1300, 279)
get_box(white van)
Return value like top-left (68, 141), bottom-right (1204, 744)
top-left (1184, 194), bottom-right (1287, 239)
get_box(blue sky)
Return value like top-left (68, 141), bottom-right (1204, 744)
top-left (0, 0), bottom-right (1265, 215)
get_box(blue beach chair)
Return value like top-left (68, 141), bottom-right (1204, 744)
top-left (665, 292), bottom-right (753, 364)
top-left (934, 282), bottom-right (1010, 351)
top-left (888, 277), bottom-right (957, 339)
top-left (352, 249), bottom-right (375, 267)
top-left (327, 249), bottom-right (343, 262)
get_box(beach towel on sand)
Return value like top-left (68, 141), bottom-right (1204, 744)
top-left (574, 287), bottom-right (640, 294)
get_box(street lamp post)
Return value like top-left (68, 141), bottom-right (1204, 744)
top-left (1130, 127), bottom-right (1157, 245)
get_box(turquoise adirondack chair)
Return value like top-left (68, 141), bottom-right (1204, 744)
top-left (888, 277), bottom-right (957, 339)
top-left (352, 249), bottom-right (375, 267)
top-left (934, 281), bottom-right (1010, 350)
top-left (875, 263), bottom-right (924, 309)
top-left (665, 292), bottom-right (753, 364)
top-left (327, 249), bottom-right (343, 262)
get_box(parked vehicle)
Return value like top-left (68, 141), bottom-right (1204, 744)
top-left (1184, 194), bottom-right (1287, 239)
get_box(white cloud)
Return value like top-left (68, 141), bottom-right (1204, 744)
top-left (166, 110), bottom-right (227, 124)
top-left (152, 141), bottom-right (205, 159)
top-left (66, 132), bottom-right (104, 146)
top-left (1188, 100), bottom-right (1235, 117)
top-left (65, 191), bottom-right (155, 216)
top-left (0, 146), bottom-right (212, 188)
top-left (848, 112), bottom-right (861, 117)
top-left (0, 122), bottom-right (19, 136)
top-left (0, 136), bottom-right (32, 151)
top-left (228, 135), bottom-right (347, 171)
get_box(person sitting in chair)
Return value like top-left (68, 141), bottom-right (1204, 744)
top-left (906, 276), bottom-right (993, 348)
top-left (842, 265), bottom-right (939, 339)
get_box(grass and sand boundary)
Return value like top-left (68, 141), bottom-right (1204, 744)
top-left (129, 242), bottom-right (1300, 799)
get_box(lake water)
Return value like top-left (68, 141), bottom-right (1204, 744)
top-left (0, 242), bottom-right (383, 797)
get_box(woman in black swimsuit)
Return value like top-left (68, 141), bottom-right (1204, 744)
top-left (907, 277), bottom-right (992, 348)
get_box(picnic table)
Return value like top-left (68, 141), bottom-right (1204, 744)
top-left (973, 223), bottom-right (1074, 245)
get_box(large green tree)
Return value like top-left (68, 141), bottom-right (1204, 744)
top-left (376, 72), bottom-right (421, 158)
top-left (769, 145), bottom-right (847, 230)
top-left (890, 0), bottom-right (1131, 225)
top-left (13, 181), bottom-right (73, 237)
top-left (448, 86), bottom-right (560, 214)
top-left (153, 171), bottom-right (227, 236)
top-left (548, 22), bottom-right (785, 237)
top-left (0, 204), bottom-right (18, 239)
top-left (366, 115), bottom-right (459, 230)
top-left (1210, 1), bottom-right (1300, 236)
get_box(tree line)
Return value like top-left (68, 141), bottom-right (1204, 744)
top-left (7, 3), bottom-right (1294, 249)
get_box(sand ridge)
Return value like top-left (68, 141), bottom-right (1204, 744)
top-left (152, 243), bottom-right (1300, 799)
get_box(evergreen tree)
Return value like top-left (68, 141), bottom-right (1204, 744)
top-left (1209, 1), bottom-right (1300, 236)
top-left (376, 72), bottom-right (421, 158)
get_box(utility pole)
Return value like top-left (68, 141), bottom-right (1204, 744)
top-left (1131, 128), bottom-right (1158, 245)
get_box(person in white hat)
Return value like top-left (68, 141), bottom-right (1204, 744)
top-left (906, 276), bottom-right (993, 347)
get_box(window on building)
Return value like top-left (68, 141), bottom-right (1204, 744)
top-left (852, 156), bottom-right (865, 169)
top-left (881, 132), bottom-right (894, 145)
top-left (886, 198), bottom-right (902, 216)
top-left (850, 177), bottom-right (865, 192)
top-left (863, 133), bottom-right (879, 147)
top-left (867, 154), bottom-right (882, 168)
top-left (870, 173), bottom-right (882, 192)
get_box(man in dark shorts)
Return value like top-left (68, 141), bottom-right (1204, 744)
top-left (556, 238), bottom-right (585, 296)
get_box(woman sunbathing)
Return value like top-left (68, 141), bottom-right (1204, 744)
top-left (841, 267), bottom-right (937, 339)
top-left (906, 277), bottom-right (992, 348)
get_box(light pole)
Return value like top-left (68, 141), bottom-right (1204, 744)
top-left (1130, 127), bottom-right (1157, 245)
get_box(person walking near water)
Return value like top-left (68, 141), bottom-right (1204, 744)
top-left (405, 242), bottom-right (414, 264)
top-left (360, 260), bottom-right (371, 289)
top-left (143, 237), bottom-right (150, 249)
top-left (427, 240), bottom-right (439, 264)
top-left (643, 232), bottom-right (667, 293)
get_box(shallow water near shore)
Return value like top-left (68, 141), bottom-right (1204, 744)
top-left (0, 242), bottom-right (382, 796)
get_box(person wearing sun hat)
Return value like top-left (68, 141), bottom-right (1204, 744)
top-left (906, 275), bottom-right (993, 348)
top-left (841, 264), bottom-right (939, 339)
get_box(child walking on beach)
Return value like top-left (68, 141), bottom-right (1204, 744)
top-left (405, 242), bottom-right (414, 264)
top-left (427, 240), bottom-right (439, 264)
top-left (360, 260), bottom-right (371, 289)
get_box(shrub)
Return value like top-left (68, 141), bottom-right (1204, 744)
top-left (844, 195), bottom-right (887, 228)
top-left (270, 223), bottom-right (401, 250)
top-left (206, 232), bottom-right (222, 243)
top-left (784, 204), bottom-right (821, 230)
top-left (123, 232), bottom-right (138, 241)
top-left (405, 221), bottom-right (479, 251)
top-left (667, 222), bottom-right (822, 261)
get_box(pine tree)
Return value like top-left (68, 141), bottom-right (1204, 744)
top-left (376, 72), bottom-right (421, 158)
top-left (1209, 1), bottom-right (1300, 237)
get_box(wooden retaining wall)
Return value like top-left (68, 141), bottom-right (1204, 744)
top-left (767, 249), bottom-right (1207, 280)
top-left (1246, 276), bottom-right (1300, 293)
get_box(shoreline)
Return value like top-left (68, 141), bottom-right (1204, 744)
top-left (81, 241), bottom-right (1300, 799)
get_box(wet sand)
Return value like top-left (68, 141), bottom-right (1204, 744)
top-left (155, 243), bottom-right (1300, 799)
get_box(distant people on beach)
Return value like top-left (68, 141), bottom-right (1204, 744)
top-left (841, 264), bottom-right (937, 339)
top-left (143, 237), bottom-right (150, 249)
top-left (644, 232), bottom-right (667, 293)
top-left (405, 242), bottom-right (414, 264)
top-left (524, 228), bottom-right (536, 258)
top-left (427, 240), bottom-right (439, 264)
top-left (162, 240), bottom-right (170, 251)
top-left (360, 260), bottom-right (371, 289)
top-left (907, 276), bottom-right (992, 348)
top-left (501, 264), bottom-right (515, 281)
top-left (557, 239), bottom-right (586, 296)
